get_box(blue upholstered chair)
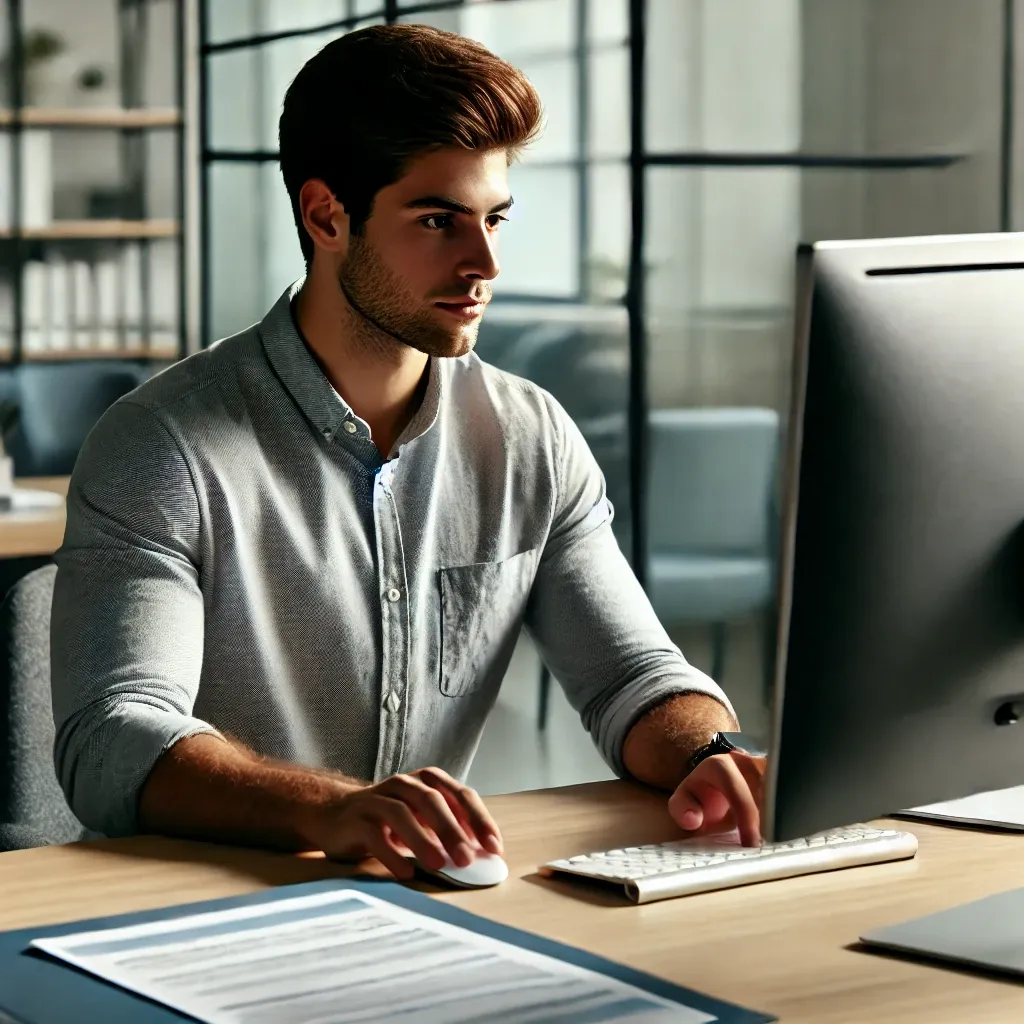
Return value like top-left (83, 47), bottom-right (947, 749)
top-left (6, 360), bottom-right (147, 476)
top-left (645, 406), bottom-right (779, 683)
top-left (0, 367), bottom-right (15, 406)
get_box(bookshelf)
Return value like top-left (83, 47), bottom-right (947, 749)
top-left (0, 0), bottom-right (186, 365)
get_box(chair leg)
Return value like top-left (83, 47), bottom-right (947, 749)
top-left (710, 623), bottom-right (727, 683)
top-left (537, 664), bottom-right (552, 731)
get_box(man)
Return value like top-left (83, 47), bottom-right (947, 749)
top-left (51, 24), bottom-right (765, 879)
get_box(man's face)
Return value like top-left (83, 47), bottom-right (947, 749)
top-left (337, 147), bottom-right (510, 359)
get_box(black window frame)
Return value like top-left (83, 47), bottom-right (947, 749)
top-left (198, 0), bottom-right (1017, 585)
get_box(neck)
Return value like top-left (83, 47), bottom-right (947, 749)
top-left (294, 263), bottom-right (428, 458)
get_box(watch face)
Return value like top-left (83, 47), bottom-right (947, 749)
top-left (719, 732), bottom-right (768, 758)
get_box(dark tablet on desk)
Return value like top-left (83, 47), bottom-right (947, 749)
top-left (861, 887), bottom-right (1024, 979)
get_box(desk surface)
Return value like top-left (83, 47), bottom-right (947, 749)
top-left (0, 780), bottom-right (1021, 1022)
top-left (0, 476), bottom-right (68, 558)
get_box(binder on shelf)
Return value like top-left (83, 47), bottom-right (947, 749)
top-left (122, 244), bottom-right (143, 348)
top-left (96, 261), bottom-right (119, 350)
top-left (49, 259), bottom-right (70, 353)
top-left (22, 262), bottom-right (46, 355)
top-left (0, 130), bottom-right (53, 232)
top-left (71, 261), bottom-right (94, 351)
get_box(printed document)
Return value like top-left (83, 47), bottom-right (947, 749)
top-left (31, 888), bottom-right (715, 1023)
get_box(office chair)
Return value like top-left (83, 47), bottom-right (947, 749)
top-left (645, 406), bottom-right (778, 679)
top-left (0, 564), bottom-right (93, 850)
top-left (0, 367), bottom-right (15, 406)
top-left (509, 323), bottom-right (632, 534)
top-left (7, 360), bottom-right (147, 476)
top-left (537, 406), bottom-right (779, 730)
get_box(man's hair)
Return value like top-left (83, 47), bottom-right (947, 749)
top-left (279, 23), bottom-right (543, 267)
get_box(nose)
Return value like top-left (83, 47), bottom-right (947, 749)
top-left (458, 223), bottom-right (500, 284)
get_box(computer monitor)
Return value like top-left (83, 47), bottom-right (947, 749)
top-left (764, 233), bottom-right (1024, 842)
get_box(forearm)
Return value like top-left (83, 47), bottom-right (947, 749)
top-left (137, 733), bottom-right (369, 851)
top-left (621, 692), bottom-right (738, 791)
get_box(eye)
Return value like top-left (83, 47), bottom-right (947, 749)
top-left (422, 214), bottom-right (453, 231)
top-left (420, 213), bottom-right (509, 231)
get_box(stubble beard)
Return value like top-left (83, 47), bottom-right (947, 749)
top-left (337, 235), bottom-right (487, 361)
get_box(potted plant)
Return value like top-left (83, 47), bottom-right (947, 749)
top-left (0, 28), bottom-right (67, 106)
top-left (0, 29), bottom-right (66, 230)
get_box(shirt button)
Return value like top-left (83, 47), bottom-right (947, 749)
top-left (386, 587), bottom-right (402, 603)
top-left (343, 421), bottom-right (357, 434)
top-left (321, 427), bottom-right (332, 440)
top-left (384, 691), bottom-right (402, 713)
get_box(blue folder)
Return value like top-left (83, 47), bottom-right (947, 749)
top-left (0, 879), bottom-right (775, 1023)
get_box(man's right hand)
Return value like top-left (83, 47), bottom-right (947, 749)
top-left (300, 767), bottom-right (504, 880)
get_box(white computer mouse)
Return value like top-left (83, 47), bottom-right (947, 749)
top-left (411, 851), bottom-right (509, 889)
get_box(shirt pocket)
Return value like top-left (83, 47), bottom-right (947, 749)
top-left (438, 548), bottom-right (540, 698)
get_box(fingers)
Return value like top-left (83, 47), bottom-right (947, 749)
top-left (373, 797), bottom-right (450, 871)
top-left (413, 767), bottom-right (504, 856)
top-left (319, 804), bottom-right (435, 880)
top-left (668, 772), bottom-right (732, 832)
top-left (319, 769), bottom-right (504, 881)
top-left (378, 775), bottom-right (475, 866)
top-left (364, 828), bottom-right (417, 881)
top-left (668, 784), bottom-right (704, 831)
top-left (733, 754), bottom-right (766, 822)
top-left (720, 754), bottom-right (763, 846)
top-left (671, 753), bottom-right (763, 846)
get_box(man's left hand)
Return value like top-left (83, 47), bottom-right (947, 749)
top-left (667, 751), bottom-right (766, 846)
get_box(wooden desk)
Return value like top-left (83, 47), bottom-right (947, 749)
top-left (0, 780), bottom-right (1022, 1023)
top-left (0, 476), bottom-right (69, 558)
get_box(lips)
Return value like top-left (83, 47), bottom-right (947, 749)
top-left (435, 297), bottom-right (487, 319)
top-left (436, 301), bottom-right (485, 320)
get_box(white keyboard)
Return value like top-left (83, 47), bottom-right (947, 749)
top-left (539, 824), bottom-right (918, 904)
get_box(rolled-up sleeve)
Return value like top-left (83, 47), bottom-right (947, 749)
top-left (51, 399), bottom-right (218, 837)
top-left (525, 397), bottom-right (735, 777)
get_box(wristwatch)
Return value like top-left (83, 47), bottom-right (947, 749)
top-left (685, 732), bottom-right (767, 776)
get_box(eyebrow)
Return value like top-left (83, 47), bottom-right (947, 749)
top-left (404, 195), bottom-right (514, 216)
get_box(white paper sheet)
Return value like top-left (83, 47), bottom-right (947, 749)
top-left (900, 784), bottom-right (1024, 831)
top-left (31, 888), bottom-right (715, 1024)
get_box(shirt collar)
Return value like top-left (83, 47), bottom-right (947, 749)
top-left (396, 352), bottom-right (443, 449)
top-left (259, 280), bottom-right (446, 454)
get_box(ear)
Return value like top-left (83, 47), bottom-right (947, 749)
top-left (299, 178), bottom-right (349, 258)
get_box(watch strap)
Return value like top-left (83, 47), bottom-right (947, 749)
top-left (685, 733), bottom-right (733, 776)
top-left (685, 731), bottom-right (766, 776)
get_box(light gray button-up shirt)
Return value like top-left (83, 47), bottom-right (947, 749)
top-left (51, 283), bottom-right (731, 837)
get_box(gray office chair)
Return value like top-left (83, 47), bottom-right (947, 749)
top-left (0, 564), bottom-right (94, 851)
top-left (537, 406), bottom-right (779, 730)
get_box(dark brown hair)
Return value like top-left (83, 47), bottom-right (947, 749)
top-left (279, 23), bottom-right (543, 266)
